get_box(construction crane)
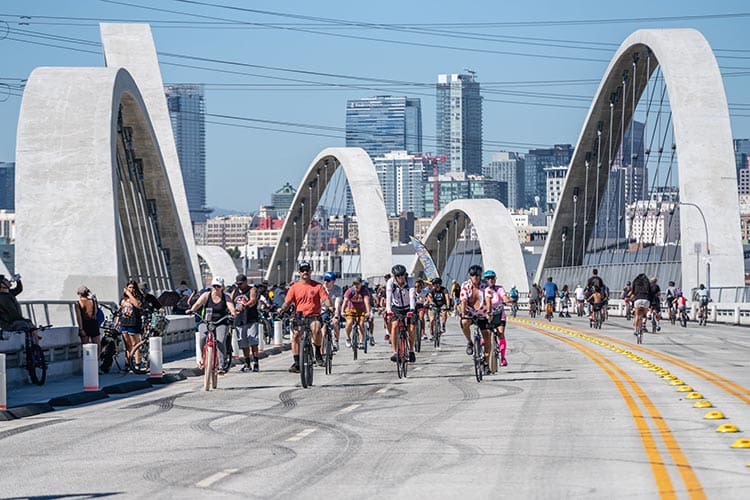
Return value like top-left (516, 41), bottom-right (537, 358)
top-left (414, 154), bottom-right (446, 215)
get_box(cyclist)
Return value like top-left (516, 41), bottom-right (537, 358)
top-left (543, 277), bottom-right (559, 316)
top-left (586, 268), bottom-right (605, 297)
top-left (529, 283), bottom-right (541, 316)
top-left (362, 280), bottom-right (375, 346)
top-left (483, 269), bottom-right (509, 367)
top-left (322, 272), bottom-right (342, 351)
top-left (587, 286), bottom-right (604, 326)
top-left (694, 283), bottom-right (710, 320)
top-left (342, 277), bottom-right (372, 349)
top-left (451, 280), bottom-right (461, 316)
top-left (574, 283), bottom-right (586, 316)
top-left (508, 285), bottom-right (519, 314)
top-left (414, 279), bottom-right (429, 341)
top-left (631, 273), bottom-right (652, 335)
top-left (559, 285), bottom-right (571, 318)
top-left (665, 280), bottom-right (678, 323)
top-left (385, 265), bottom-right (416, 363)
top-left (278, 261), bottom-right (332, 373)
top-left (621, 281), bottom-right (633, 317)
top-left (230, 274), bottom-right (260, 372)
top-left (0, 274), bottom-right (41, 344)
top-left (649, 277), bottom-right (662, 332)
top-left (186, 277), bottom-right (238, 374)
top-left (460, 264), bottom-right (489, 356)
top-left (426, 277), bottom-right (450, 339)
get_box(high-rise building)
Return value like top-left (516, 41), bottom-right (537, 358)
top-left (345, 95), bottom-right (422, 159)
top-left (483, 152), bottom-right (525, 209)
top-left (165, 84), bottom-right (211, 223)
top-left (0, 162), bottom-right (14, 210)
top-left (423, 172), bottom-right (507, 216)
top-left (734, 139), bottom-right (750, 178)
top-left (271, 182), bottom-right (297, 218)
top-left (436, 73), bottom-right (482, 175)
top-left (524, 144), bottom-right (573, 209)
top-left (373, 151), bottom-right (429, 217)
top-left (544, 165), bottom-right (568, 213)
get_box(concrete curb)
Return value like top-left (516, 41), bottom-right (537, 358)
top-left (102, 380), bottom-right (152, 394)
top-left (6, 403), bottom-right (56, 419)
top-left (48, 390), bottom-right (108, 407)
top-left (179, 367), bottom-right (203, 378)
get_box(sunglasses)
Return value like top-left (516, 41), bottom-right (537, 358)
top-left (299, 268), bottom-right (311, 273)
top-left (212, 284), bottom-right (223, 288)
top-left (469, 272), bottom-right (480, 277)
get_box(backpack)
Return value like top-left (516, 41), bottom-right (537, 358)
top-left (510, 288), bottom-right (518, 299)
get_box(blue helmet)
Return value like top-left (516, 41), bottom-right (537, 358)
top-left (482, 269), bottom-right (496, 279)
top-left (324, 271), bottom-right (337, 282)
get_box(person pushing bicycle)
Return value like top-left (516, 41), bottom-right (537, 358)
top-left (0, 273), bottom-right (41, 345)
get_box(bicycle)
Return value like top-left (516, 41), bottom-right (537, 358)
top-left (467, 315), bottom-right (486, 383)
top-left (259, 309), bottom-right (274, 346)
top-left (1, 323), bottom-right (52, 385)
top-left (698, 301), bottom-right (709, 326)
top-left (668, 302), bottom-right (677, 325)
top-left (577, 300), bottom-right (586, 317)
top-left (362, 317), bottom-right (371, 355)
top-left (590, 308), bottom-right (603, 329)
top-left (529, 300), bottom-right (538, 318)
top-left (99, 303), bottom-right (125, 373)
top-left (510, 301), bottom-right (519, 318)
top-left (194, 312), bottom-right (230, 391)
top-left (679, 306), bottom-right (689, 327)
top-left (391, 311), bottom-right (409, 379)
top-left (623, 299), bottom-right (633, 321)
top-left (544, 299), bottom-right (554, 322)
top-left (430, 308), bottom-right (442, 349)
top-left (414, 312), bottom-right (422, 354)
top-left (293, 314), bottom-right (316, 388)
top-left (350, 320), bottom-right (359, 361)
top-left (487, 312), bottom-right (503, 374)
top-left (128, 310), bottom-right (168, 374)
top-left (634, 312), bottom-right (646, 345)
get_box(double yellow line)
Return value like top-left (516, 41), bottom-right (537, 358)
top-left (518, 319), bottom-right (705, 499)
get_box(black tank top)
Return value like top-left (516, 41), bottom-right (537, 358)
top-left (206, 293), bottom-right (229, 324)
top-left (233, 287), bottom-right (258, 324)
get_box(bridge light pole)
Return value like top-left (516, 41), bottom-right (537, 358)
top-left (676, 201), bottom-right (710, 299)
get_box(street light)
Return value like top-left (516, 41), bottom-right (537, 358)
top-left (676, 201), bottom-right (710, 298)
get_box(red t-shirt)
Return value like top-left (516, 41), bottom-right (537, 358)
top-left (285, 279), bottom-right (328, 317)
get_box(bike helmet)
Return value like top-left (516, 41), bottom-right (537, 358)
top-left (626, 281), bottom-right (631, 286)
top-left (482, 269), bottom-right (496, 279)
top-left (432, 277), bottom-right (442, 285)
top-left (468, 264), bottom-right (483, 277)
top-left (391, 264), bottom-right (407, 277)
top-left (668, 281), bottom-right (675, 287)
top-left (323, 271), bottom-right (337, 282)
top-left (298, 261), bottom-right (312, 272)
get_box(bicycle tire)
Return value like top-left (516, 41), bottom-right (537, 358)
top-left (128, 339), bottom-right (150, 374)
top-left (415, 320), bottom-right (422, 353)
top-left (400, 335), bottom-right (408, 378)
top-left (473, 333), bottom-right (483, 383)
top-left (302, 340), bottom-right (314, 388)
top-left (203, 344), bottom-right (214, 391)
top-left (489, 334), bottom-right (498, 374)
top-left (362, 323), bottom-right (368, 354)
top-left (262, 319), bottom-right (273, 345)
top-left (324, 333), bottom-right (333, 375)
top-left (680, 313), bottom-right (687, 328)
top-left (351, 324), bottom-right (358, 361)
top-left (27, 344), bottom-right (47, 386)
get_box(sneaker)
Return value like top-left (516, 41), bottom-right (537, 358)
top-left (656, 325), bottom-right (661, 332)
top-left (466, 342), bottom-right (474, 356)
top-left (345, 339), bottom-right (352, 348)
top-left (288, 363), bottom-right (300, 373)
top-left (370, 336), bottom-right (375, 346)
top-left (359, 343), bottom-right (365, 350)
top-left (408, 352), bottom-right (416, 363)
top-left (333, 341), bottom-right (339, 352)
top-left (240, 362), bottom-right (251, 372)
top-left (501, 358), bottom-right (508, 367)
top-left (422, 334), bottom-right (428, 341)
top-left (252, 362), bottom-right (259, 372)
top-left (484, 365), bottom-right (491, 375)
top-left (316, 355), bottom-right (325, 367)
top-left (384, 334), bottom-right (390, 342)
top-left (390, 353), bottom-right (398, 362)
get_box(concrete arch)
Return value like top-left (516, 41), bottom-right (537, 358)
top-left (16, 66), bottom-right (198, 302)
top-left (412, 199), bottom-right (528, 293)
top-left (196, 246), bottom-right (239, 284)
top-left (537, 29), bottom-right (743, 290)
top-left (265, 147), bottom-right (391, 284)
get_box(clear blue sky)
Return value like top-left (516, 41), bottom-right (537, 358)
top-left (1, 0), bottom-right (749, 212)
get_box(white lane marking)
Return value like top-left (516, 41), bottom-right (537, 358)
top-left (339, 404), bottom-right (361, 413)
top-left (286, 428), bottom-right (317, 442)
top-left (431, 352), bottom-right (438, 356)
top-left (414, 366), bottom-right (423, 371)
top-left (376, 388), bottom-right (388, 394)
top-left (196, 469), bottom-right (238, 488)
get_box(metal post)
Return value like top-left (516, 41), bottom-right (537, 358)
top-left (82, 343), bottom-right (99, 391)
top-left (149, 336), bottom-right (163, 378)
top-left (0, 353), bottom-right (6, 411)
top-left (680, 202), bottom-right (710, 298)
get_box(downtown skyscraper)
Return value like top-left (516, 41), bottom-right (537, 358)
top-left (345, 96), bottom-right (422, 159)
top-left (165, 84), bottom-right (211, 223)
top-left (436, 73), bottom-right (482, 175)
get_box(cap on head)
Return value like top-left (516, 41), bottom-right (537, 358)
top-left (235, 274), bottom-right (248, 284)
top-left (324, 271), bottom-right (337, 282)
top-left (482, 270), bottom-right (496, 279)
top-left (298, 261), bottom-right (312, 272)
top-left (211, 276), bottom-right (225, 287)
top-left (432, 277), bottom-right (442, 285)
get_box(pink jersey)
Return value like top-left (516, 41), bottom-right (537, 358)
top-left (485, 285), bottom-right (507, 310)
top-left (460, 279), bottom-right (486, 316)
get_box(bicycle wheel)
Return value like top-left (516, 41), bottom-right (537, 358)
top-left (324, 333), bottom-right (333, 375)
top-left (203, 344), bottom-right (214, 391)
top-left (351, 325), bottom-right (358, 361)
top-left (212, 347), bottom-right (219, 389)
top-left (302, 340), bottom-right (314, 388)
top-left (262, 319), bottom-right (273, 345)
top-left (488, 334), bottom-right (498, 374)
top-left (400, 335), bottom-right (408, 378)
top-left (362, 323), bottom-right (368, 354)
top-left (473, 334), bottom-right (483, 383)
top-left (128, 339), bottom-right (150, 374)
top-left (415, 320), bottom-right (422, 353)
top-left (680, 313), bottom-right (687, 328)
top-left (27, 344), bottom-right (47, 386)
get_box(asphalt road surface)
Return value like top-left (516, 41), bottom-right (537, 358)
top-left (2, 313), bottom-right (750, 499)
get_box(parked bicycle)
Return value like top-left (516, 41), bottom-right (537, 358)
top-left (99, 303), bottom-right (125, 373)
top-left (0, 323), bottom-right (52, 385)
top-left (128, 310), bottom-right (168, 374)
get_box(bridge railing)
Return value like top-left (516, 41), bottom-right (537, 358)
top-left (689, 287), bottom-right (750, 303)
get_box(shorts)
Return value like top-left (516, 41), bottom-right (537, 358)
top-left (236, 322), bottom-right (259, 348)
top-left (650, 302), bottom-right (661, 313)
top-left (634, 299), bottom-right (650, 310)
top-left (427, 307), bottom-right (445, 320)
top-left (345, 309), bottom-right (367, 321)
top-left (120, 325), bottom-right (141, 335)
top-left (80, 318), bottom-right (101, 338)
top-left (389, 306), bottom-right (413, 325)
top-left (591, 303), bottom-right (603, 312)
top-left (489, 311), bottom-right (506, 328)
top-left (462, 311), bottom-right (489, 330)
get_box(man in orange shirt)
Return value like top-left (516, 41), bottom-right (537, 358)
top-left (278, 261), bottom-right (332, 373)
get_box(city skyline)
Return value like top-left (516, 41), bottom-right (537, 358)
top-left (0, 1), bottom-right (749, 213)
